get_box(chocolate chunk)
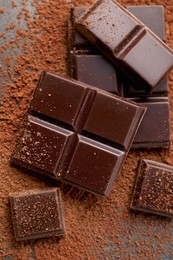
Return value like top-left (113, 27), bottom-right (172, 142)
top-left (12, 72), bottom-right (146, 196)
top-left (69, 5), bottom-right (165, 50)
top-left (10, 188), bottom-right (65, 241)
top-left (129, 97), bottom-right (170, 148)
top-left (75, 0), bottom-right (173, 92)
top-left (130, 159), bottom-right (173, 218)
top-left (12, 115), bottom-right (73, 179)
top-left (68, 5), bottom-right (170, 149)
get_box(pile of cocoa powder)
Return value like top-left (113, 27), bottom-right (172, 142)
top-left (0, 0), bottom-right (173, 259)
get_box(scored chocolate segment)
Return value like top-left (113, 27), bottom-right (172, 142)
top-left (83, 91), bottom-right (144, 150)
top-left (69, 5), bottom-right (165, 50)
top-left (130, 98), bottom-right (170, 148)
top-left (30, 71), bottom-right (87, 127)
top-left (121, 31), bottom-right (173, 87)
top-left (12, 115), bottom-right (74, 179)
top-left (77, 0), bottom-right (142, 52)
top-left (131, 159), bottom-right (173, 218)
top-left (126, 6), bottom-right (165, 41)
top-left (12, 72), bottom-right (146, 196)
top-left (63, 136), bottom-right (125, 196)
top-left (75, 0), bottom-right (173, 92)
top-left (10, 188), bottom-right (65, 241)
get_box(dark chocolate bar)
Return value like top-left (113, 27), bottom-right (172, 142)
top-left (130, 159), bottom-right (173, 218)
top-left (75, 0), bottom-right (173, 92)
top-left (12, 72), bottom-right (146, 196)
top-left (10, 188), bottom-right (65, 241)
top-left (69, 6), bottom-right (170, 149)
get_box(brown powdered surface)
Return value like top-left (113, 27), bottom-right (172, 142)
top-left (0, 0), bottom-right (173, 259)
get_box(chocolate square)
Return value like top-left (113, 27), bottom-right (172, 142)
top-left (63, 136), bottom-right (125, 196)
top-left (131, 159), bottom-right (173, 218)
top-left (10, 188), bottom-right (65, 241)
top-left (12, 115), bottom-right (73, 179)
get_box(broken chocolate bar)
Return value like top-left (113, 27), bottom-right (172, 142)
top-left (75, 0), bottom-right (173, 92)
top-left (10, 188), bottom-right (65, 241)
top-left (130, 159), bottom-right (173, 218)
top-left (69, 5), bottom-right (170, 148)
top-left (12, 72), bottom-right (146, 196)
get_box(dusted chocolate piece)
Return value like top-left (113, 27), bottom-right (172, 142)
top-left (131, 159), bottom-right (173, 218)
top-left (12, 72), bottom-right (146, 196)
top-left (10, 188), bottom-right (65, 241)
top-left (69, 5), bottom-right (170, 149)
top-left (12, 115), bottom-right (73, 179)
top-left (69, 5), bottom-right (165, 50)
top-left (75, 0), bottom-right (173, 92)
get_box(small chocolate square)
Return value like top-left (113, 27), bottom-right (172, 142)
top-left (10, 188), bottom-right (65, 241)
top-left (84, 91), bottom-right (144, 150)
top-left (130, 98), bottom-right (170, 148)
top-left (131, 159), bottom-right (173, 218)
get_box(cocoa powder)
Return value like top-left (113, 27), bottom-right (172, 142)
top-left (0, 0), bottom-right (173, 259)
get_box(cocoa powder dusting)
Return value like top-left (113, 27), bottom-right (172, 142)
top-left (0, 0), bottom-right (173, 259)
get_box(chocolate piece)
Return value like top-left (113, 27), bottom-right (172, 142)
top-left (10, 188), bottom-right (65, 241)
top-left (12, 115), bottom-right (73, 179)
top-left (129, 97), bottom-right (170, 148)
top-left (75, 0), bottom-right (173, 92)
top-left (71, 53), bottom-right (121, 94)
top-left (126, 6), bottom-right (165, 41)
top-left (12, 72), bottom-right (146, 196)
top-left (131, 159), bottom-right (173, 218)
top-left (69, 6), bottom-right (170, 149)
top-left (69, 5), bottom-right (165, 50)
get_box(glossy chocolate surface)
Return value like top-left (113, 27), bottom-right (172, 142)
top-left (75, 0), bottom-right (173, 92)
top-left (129, 98), bottom-right (170, 148)
top-left (12, 72), bottom-right (146, 196)
top-left (126, 6), bottom-right (165, 41)
top-left (70, 5), bottom-right (165, 49)
top-left (69, 5), bottom-right (170, 149)
top-left (10, 188), bottom-right (65, 241)
top-left (71, 53), bottom-right (120, 94)
top-left (131, 159), bottom-right (173, 218)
